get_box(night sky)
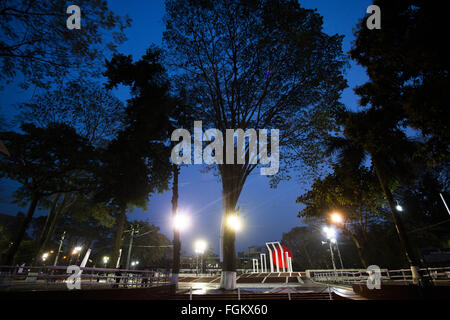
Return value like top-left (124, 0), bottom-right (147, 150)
top-left (0, 0), bottom-right (371, 255)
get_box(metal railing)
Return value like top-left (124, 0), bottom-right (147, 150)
top-left (0, 265), bottom-right (170, 291)
top-left (306, 267), bottom-right (450, 285)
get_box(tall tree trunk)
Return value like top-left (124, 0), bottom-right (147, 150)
top-left (373, 161), bottom-right (422, 284)
top-left (39, 193), bottom-right (73, 257)
top-left (219, 165), bottom-right (243, 290)
top-left (171, 165), bottom-right (180, 286)
top-left (37, 193), bottom-right (61, 250)
top-left (3, 193), bottom-right (40, 265)
top-left (112, 206), bottom-right (127, 268)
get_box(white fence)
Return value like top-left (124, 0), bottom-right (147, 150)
top-left (306, 267), bottom-right (450, 285)
top-left (0, 265), bottom-right (170, 291)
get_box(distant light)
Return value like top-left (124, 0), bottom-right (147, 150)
top-left (323, 226), bottom-right (336, 239)
top-left (194, 239), bottom-right (208, 254)
top-left (72, 246), bottom-right (82, 254)
top-left (330, 212), bottom-right (344, 224)
top-left (173, 211), bottom-right (190, 231)
top-left (396, 204), bottom-right (403, 212)
top-left (330, 238), bottom-right (337, 244)
top-left (42, 253), bottom-right (49, 261)
top-left (227, 215), bottom-right (242, 232)
top-left (49, 250), bottom-right (54, 254)
top-left (103, 256), bottom-right (110, 264)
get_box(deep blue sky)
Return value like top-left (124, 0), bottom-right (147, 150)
top-left (0, 0), bottom-right (371, 255)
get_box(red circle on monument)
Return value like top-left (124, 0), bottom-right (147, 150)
top-left (271, 244), bottom-right (292, 269)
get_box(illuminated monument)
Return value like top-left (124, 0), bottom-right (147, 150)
top-left (252, 242), bottom-right (293, 273)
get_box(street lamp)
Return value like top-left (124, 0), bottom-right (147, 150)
top-left (395, 202), bottom-right (404, 212)
top-left (173, 211), bottom-right (191, 231)
top-left (71, 246), bottom-right (83, 264)
top-left (331, 238), bottom-right (344, 269)
top-left (131, 260), bottom-right (139, 269)
top-left (330, 212), bottom-right (344, 224)
top-left (226, 214), bottom-right (242, 232)
top-left (42, 252), bottom-right (49, 261)
top-left (322, 226), bottom-right (337, 271)
top-left (194, 239), bottom-right (207, 275)
top-left (103, 256), bottom-right (110, 268)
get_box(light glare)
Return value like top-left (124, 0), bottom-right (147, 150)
top-left (194, 239), bottom-right (207, 254)
top-left (227, 215), bottom-right (242, 231)
top-left (173, 212), bottom-right (190, 231)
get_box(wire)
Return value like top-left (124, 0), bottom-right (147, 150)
top-left (408, 219), bottom-right (450, 234)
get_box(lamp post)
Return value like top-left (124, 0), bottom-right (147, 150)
top-left (323, 226), bottom-right (337, 271)
top-left (53, 231), bottom-right (65, 266)
top-left (125, 224), bottom-right (139, 270)
top-left (194, 240), bottom-right (207, 275)
top-left (331, 238), bottom-right (344, 269)
top-left (172, 208), bottom-right (190, 285)
top-left (103, 256), bottom-right (110, 268)
top-left (329, 212), bottom-right (345, 269)
top-left (71, 246), bottom-right (82, 264)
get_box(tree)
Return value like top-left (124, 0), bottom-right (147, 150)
top-left (282, 226), bottom-right (331, 270)
top-left (350, 0), bottom-right (449, 166)
top-left (17, 79), bottom-right (125, 260)
top-left (19, 79), bottom-right (125, 146)
top-left (163, 0), bottom-right (347, 288)
top-left (0, 123), bottom-right (96, 264)
top-left (123, 220), bottom-right (172, 269)
top-left (103, 46), bottom-right (179, 269)
top-left (328, 108), bottom-right (427, 283)
top-left (0, 0), bottom-right (130, 89)
top-left (297, 165), bottom-right (385, 268)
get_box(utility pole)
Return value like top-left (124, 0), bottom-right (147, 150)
top-left (334, 240), bottom-right (344, 269)
top-left (329, 241), bottom-right (336, 271)
top-left (125, 225), bottom-right (137, 270)
top-left (53, 231), bottom-right (66, 266)
top-left (171, 165), bottom-right (181, 286)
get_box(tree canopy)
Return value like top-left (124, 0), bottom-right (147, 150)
top-left (0, 0), bottom-right (131, 89)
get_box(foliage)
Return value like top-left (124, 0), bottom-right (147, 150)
top-left (350, 0), bottom-right (449, 165)
top-left (19, 79), bottom-right (125, 146)
top-left (0, 123), bottom-right (96, 199)
top-left (0, 0), bottom-right (131, 89)
top-left (163, 0), bottom-right (348, 180)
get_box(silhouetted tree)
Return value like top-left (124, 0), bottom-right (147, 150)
top-left (163, 0), bottom-right (348, 289)
top-left (350, 0), bottom-right (449, 165)
top-left (0, 123), bottom-right (96, 264)
top-left (0, 0), bottom-right (130, 89)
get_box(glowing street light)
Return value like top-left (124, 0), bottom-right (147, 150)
top-left (194, 239), bottom-right (207, 254)
top-left (194, 239), bottom-right (208, 275)
top-left (103, 256), bottom-right (110, 267)
top-left (42, 252), bottom-right (49, 261)
top-left (396, 204), bottom-right (404, 212)
top-left (226, 214), bottom-right (242, 232)
top-left (71, 246), bottom-right (83, 264)
top-left (72, 246), bottom-right (82, 255)
top-left (131, 260), bottom-right (139, 269)
top-left (323, 226), bottom-right (336, 240)
top-left (330, 212), bottom-right (344, 224)
top-left (173, 211), bottom-right (191, 231)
